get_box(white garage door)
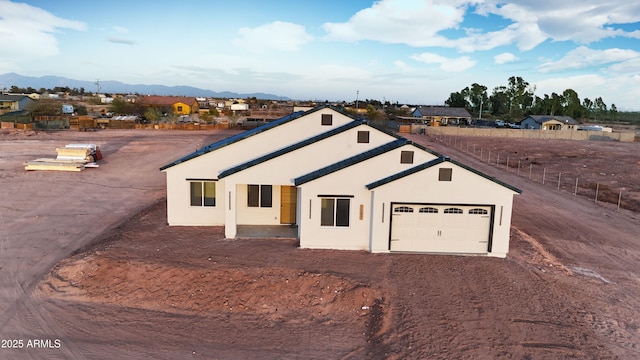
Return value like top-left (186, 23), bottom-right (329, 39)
top-left (390, 203), bottom-right (492, 254)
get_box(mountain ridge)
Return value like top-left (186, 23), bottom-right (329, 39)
top-left (0, 72), bottom-right (290, 100)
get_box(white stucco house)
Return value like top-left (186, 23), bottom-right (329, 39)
top-left (160, 106), bottom-right (521, 258)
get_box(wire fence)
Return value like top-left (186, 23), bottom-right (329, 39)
top-left (431, 134), bottom-right (639, 213)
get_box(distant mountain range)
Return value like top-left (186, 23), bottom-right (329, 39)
top-left (0, 72), bottom-right (290, 100)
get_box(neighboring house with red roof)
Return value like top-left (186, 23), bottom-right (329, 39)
top-left (137, 96), bottom-right (199, 115)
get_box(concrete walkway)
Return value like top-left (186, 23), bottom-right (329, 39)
top-left (236, 225), bottom-right (298, 239)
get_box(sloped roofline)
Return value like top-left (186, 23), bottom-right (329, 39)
top-left (159, 104), bottom-right (352, 171)
top-left (219, 120), bottom-right (371, 179)
top-left (366, 157), bottom-right (522, 194)
top-left (294, 138), bottom-right (410, 186)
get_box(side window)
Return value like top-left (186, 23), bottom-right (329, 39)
top-left (321, 114), bottom-right (333, 126)
top-left (439, 168), bottom-right (452, 181)
top-left (190, 181), bottom-right (216, 207)
top-left (357, 130), bottom-right (370, 143)
top-left (248, 184), bottom-right (272, 208)
top-left (400, 151), bottom-right (414, 164)
top-left (320, 198), bottom-right (350, 227)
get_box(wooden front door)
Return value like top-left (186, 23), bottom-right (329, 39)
top-left (280, 186), bottom-right (297, 224)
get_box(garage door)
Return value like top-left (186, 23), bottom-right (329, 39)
top-left (390, 203), bottom-right (492, 254)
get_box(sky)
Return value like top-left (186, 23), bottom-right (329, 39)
top-left (1, 0), bottom-right (639, 110)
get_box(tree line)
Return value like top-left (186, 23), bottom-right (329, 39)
top-left (445, 76), bottom-right (618, 122)
top-left (5, 85), bottom-right (88, 96)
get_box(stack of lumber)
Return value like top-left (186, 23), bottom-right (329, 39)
top-left (24, 144), bottom-right (101, 172)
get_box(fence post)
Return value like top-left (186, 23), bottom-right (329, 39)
top-left (529, 163), bottom-right (532, 179)
top-left (542, 168), bottom-right (546, 185)
top-left (557, 172), bottom-right (561, 190)
top-left (473, 144), bottom-right (476, 157)
top-left (506, 156), bottom-right (510, 171)
top-left (618, 191), bottom-right (622, 212)
top-left (517, 160), bottom-right (521, 176)
top-left (488, 150), bottom-right (491, 164)
top-left (595, 183), bottom-right (599, 203)
top-left (480, 148), bottom-right (483, 161)
top-left (574, 177), bottom-right (578, 196)
top-left (497, 153), bottom-right (500, 167)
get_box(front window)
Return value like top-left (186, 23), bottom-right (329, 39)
top-left (248, 184), bottom-right (272, 208)
top-left (190, 181), bottom-right (216, 207)
top-left (320, 198), bottom-right (350, 227)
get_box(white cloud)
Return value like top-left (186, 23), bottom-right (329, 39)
top-left (494, 52), bottom-right (518, 64)
top-left (538, 46), bottom-right (640, 73)
top-left (410, 52), bottom-right (476, 72)
top-left (322, 0), bottom-right (467, 47)
top-left (232, 21), bottom-right (313, 52)
top-left (113, 26), bottom-right (129, 34)
top-left (0, 0), bottom-right (86, 59)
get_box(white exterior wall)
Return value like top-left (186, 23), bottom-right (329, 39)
top-left (163, 108), bottom-right (354, 226)
top-left (369, 161), bottom-right (517, 257)
top-left (297, 145), bottom-right (439, 251)
top-left (222, 125), bottom-right (398, 185)
top-left (235, 184), bottom-right (282, 225)
top-left (165, 156), bottom-right (225, 226)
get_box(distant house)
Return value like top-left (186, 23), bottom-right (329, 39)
top-left (160, 105), bottom-right (521, 258)
top-left (138, 96), bottom-right (199, 115)
top-left (0, 94), bottom-right (35, 114)
top-left (412, 106), bottom-right (472, 126)
top-left (520, 115), bottom-right (579, 130)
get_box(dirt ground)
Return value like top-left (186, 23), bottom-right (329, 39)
top-left (1, 128), bottom-right (640, 359)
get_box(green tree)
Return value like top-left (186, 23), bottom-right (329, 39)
top-left (561, 89), bottom-right (582, 119)
top-left (489, 85), bottom-right (509, 116)
top-left (445, 91), bottom-right (469, 108)
top-left (468, 83), bottom-right (488, 117)
top-left (610, 104), bottom-right (618, 122)
top-left (144, 107), bottom-right (162, 124)
top-left (109, 97), bottom-right (134, 114)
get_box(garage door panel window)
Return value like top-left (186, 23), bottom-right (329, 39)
top-left (444, 208), bottom-right (463, 214)
top-left (248, 184), bottom-right (272, 208)
top-left (394, 206), bottom-right (413, 213)
top-left (321, 198), bottom-right (350, 227)
top-left (419, 207), bottom-right (438, 213)
top-left (190, 181), bottom-right (216, 207)
top-left (469, 208), bottom-right (488, 215)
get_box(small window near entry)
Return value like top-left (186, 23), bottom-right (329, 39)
top-left (190, 181), bottom-right (216, 207)
top-left (394, 206), bottom-right (413, 213)
top-left (439, 168), bottom-right (453, 181)
top-left (419, 207), bottom-right (438, 213)
top-left (400, 151), bottom-right (414, 164)
top-left (469, 208), bottom-right (488, 215)
top-left (444, 208), bottom-right (463, 214)
top-left (357, 130), bottom-right (370, 143)
top-left (320, 197), bottom-right (350, 227)
top-left (177, 105), bottom-right (183, 112)
top-left (248, 184), bottom-right (272, 208)
top-left (321, 114), bottom-right (333, 126)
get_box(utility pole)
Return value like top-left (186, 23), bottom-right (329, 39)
top-left (356, 90), bottom-right (359, 110)
top-left (478, 96), bottom-right (483, 120)
top-left (95, 79), bottom-right (101, 95)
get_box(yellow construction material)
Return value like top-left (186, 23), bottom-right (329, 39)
top-left (24, 161), bottom-right (84, 172)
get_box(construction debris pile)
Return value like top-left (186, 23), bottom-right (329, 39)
top-left (24, 144), bottom-right (103, 172)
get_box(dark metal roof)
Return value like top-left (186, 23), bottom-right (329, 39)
top-left (294, 138), bottom-right (409, 186)
top-left (159, 105), bottom-right (354, 171)
top-left (414, 106), bottom-right (472, 118)
top-left (366, 157), bottom-right (522, 194)
top-left (218, 120), bottom-right (368, 179)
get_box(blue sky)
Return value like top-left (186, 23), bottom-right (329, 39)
top-left (1, 0), bottom-right (639, 110)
